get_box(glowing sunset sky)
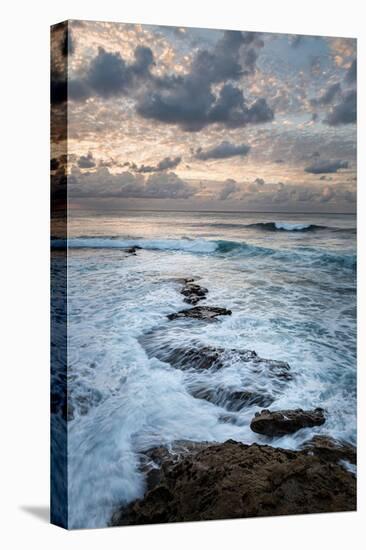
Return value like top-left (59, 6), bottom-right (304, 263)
top-left (51, 20), bottom-right (356, 212)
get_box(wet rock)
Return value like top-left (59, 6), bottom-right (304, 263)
top-left (180, 282), bottom-right (208, 305)
top-left (140, 441), bottom-right (213, 491)
top-left (111, 440), bottom-right (356, 526)
top-left (191, 387), bottom-right (274, 410)
top-left (142, 341), bottom-right (291, 383)
top-left (177, 277), bottom-right (195, 284)
top-left (250, 408), bottom-right (326, 436)
top-left (167, 306), bottom-right (232, 321)
top-left (157, 345), bottom-right (224, 370)
top-left (123, 246), bottom-right (141, 255)
top-left (302, 435), bottom-right (356, 465)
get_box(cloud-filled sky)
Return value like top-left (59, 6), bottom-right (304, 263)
top-left (51, 20), bottom-right (357, 213)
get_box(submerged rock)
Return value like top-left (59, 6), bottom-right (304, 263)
top-left (191, 387), bottom-right (274, 410)
top-left (302, 435), bottom-right (356, 465)
top-left (123, 246), bottom-right (141, 255)
top-left (167, 306), bottom-right (232, 321)
top-left (250, 408), bottom-right (326, 436)
top-left (111, 439), bottom-right (356, 526)
top-left (141, 340), bottom-right (291, 381)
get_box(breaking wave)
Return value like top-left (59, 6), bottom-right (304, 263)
top-left (207, 221), bottom-right (355, 233)
top-left (52, 236), bottom-right (356, 270)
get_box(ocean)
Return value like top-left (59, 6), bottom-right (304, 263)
top-left (52, 210), bottom-right (356, 528)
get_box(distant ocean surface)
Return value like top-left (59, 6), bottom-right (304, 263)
top-left (52, 211), bottom-right (356, 528)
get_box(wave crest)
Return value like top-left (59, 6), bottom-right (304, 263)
top-left (52, 237), bottom-right (356, 270)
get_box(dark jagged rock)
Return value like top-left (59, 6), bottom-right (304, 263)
top-left (156, 345), bottom-right (225, 370)
top-left (180, 282), bottom-right (208, 305)
top-left (168, 306), bottom-right (232, 321)
top-left (141, 341), bottom-right (292, 381)
top-left (250, 408), bottom-right (326, 436)
top-left (191, 387), bottom-right (274, 410)
top-left (302, 435), bottom-right (356, 465)
top-left (111, 440), bottom-right (356, 526)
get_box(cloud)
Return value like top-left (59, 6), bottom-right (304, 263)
top-left (77, 152), bottom-right (96, 169)
top-left (304, 160), bottom-right (349, 174)
top-left (85, 46), bottom-right (154, 98)
top-left (87, 48), bottom-right (131, 97)
top-left (137, 79), bottom-right (274, 131)
top-left (345, 59), bottom-right (357, 83)
top-left (311, 83), bottom-right (341, 106)
top-left (55, 29), bottom-right (274, 132)
top-left (218, 179), bottom-right (238, 200)
top-left (319, 186), bottom-right (335, 203)
top-left (128, 156), bottom-right (182, 173)
top-left (325, 89), bottom-right (356, 125)
top-left (68, 167), bottom-right (196, 199)
top-left (195, 141), bottom-right (250, 160)
top-left (246, 177), bottom-right (266, 192)
top-left (144, 172), bottom-right (195, 198)
top-left (53, 44), bottom-right (155, 104)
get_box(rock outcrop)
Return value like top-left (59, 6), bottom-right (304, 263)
top-left (123, 246), bottom-right (141, 255)
top-left (180, 281), bottom-right (208, 305)
top-left (140, 340), bottom-right (292, 381)
top-left (168, 306), bottom-right (232, 321)
top-left (111, 439), bottom-right (356, 526)
top-left (250, 408), bottom-right (326, 436)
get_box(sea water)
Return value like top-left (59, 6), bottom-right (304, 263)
top-left (52, 211), bottom-right (356, 528)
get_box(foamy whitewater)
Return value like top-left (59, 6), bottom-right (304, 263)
top-left (52, 211), bottom-right (356, 528)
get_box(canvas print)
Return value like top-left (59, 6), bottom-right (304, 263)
top-left (51, 20), bottom-right (357, 529)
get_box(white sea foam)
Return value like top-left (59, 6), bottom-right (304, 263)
top-left (61, 237), bottom-right (218, 254)
top-left (274, 222), bottom-right (312, 231)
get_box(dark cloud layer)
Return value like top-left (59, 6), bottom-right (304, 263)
top-left (135, 31), bottom-right (273, 131)
top-left (310, 57), bottom-right (357, 128)
top-left (52, 29), bottom-right (274, 132)
top-left (69, 168), bottom-right (196, 199)
top-left (346, 59), bottom-right (357, 83)
top-left (304, 160), bottom-right (349, 174)
top-left (128, 156), bottom-right (182, 173)
top-left (325, 90), bottom-right (356, 126)
top-left (86, 46), bottom-right (154, 98)
top-left (195, 141), bottom-right (250, 160)
top-left (311, 83), bottom-right (341, 106)
top-left (77, 152), bottom-right (96, 169)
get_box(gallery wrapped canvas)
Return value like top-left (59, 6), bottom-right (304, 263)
top-left (51, 20), bottom-right (357, 529)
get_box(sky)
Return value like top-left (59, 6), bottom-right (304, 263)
top-left (51, 20), bottom-right (357, 213)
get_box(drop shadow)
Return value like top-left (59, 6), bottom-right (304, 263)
top-left (20, 505), bottom-right (49, 523)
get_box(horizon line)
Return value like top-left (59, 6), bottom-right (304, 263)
top-left (71, 208), bottom-right (356, 216)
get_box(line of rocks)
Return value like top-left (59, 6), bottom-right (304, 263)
top-left (112, 276), bottom-right (356, 525)
top-left (165, 279), bottom-right (330, 436)
top-left (167, 277), bottom-right (232, 320)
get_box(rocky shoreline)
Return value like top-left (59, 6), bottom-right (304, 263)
top-left (111, 439), bottom-right (356, 526)
top-left (111, 274), bottom-right (356, 525)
